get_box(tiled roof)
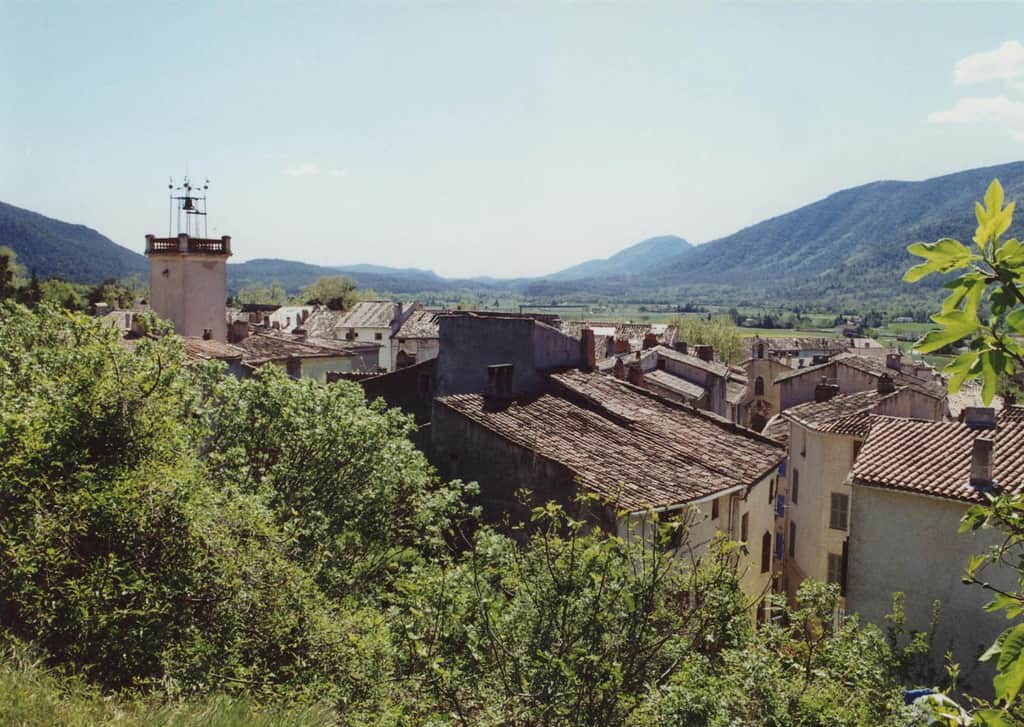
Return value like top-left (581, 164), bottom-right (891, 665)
top-left (726, 379), bottom-right (748, 406)
top-left (644, 369), bottom-right (707, 401)
top-left (236, 332), bottom-right (353, 365)
top-left (851, 407), bottom-right (1024, 503)
top-left (774, 353), bottom-right (947, 400)
top-left (651, 345), bottom-right (730, 378)
top-left (438, 371), bottom-right (783, 512)
top-left (183, 337), bottom-right (244, 361)
top-left (332, 301), bottom-right (399, 329)
top-left (782, 388), bottom-right (901, 434)
top-left (762, 414), bottom-right (790, 444)
top-left (299, 309), bottom-right (348, 339)
top-left (395, 309), bottom-right (440, 339)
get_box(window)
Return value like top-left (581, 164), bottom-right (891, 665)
top-left (761, 532), bottom-right (771, 573)
top-left (827, 553), bottom-right (843, 586)
top-left (711, 497), bottom-right (719, 520)
top-left (830, 493), bottom-right (849, 531)
top-left (755, 376), bottom-right (765, 396)
top-left (792, 469), bottom-right (799, 504)
top-left (757, 343), bottom-right (765, 359)
top-left (788, 522), bottom-right (796, 558)
top-left (799, 430), bottom-right (806, 457)
top-left (769, 476), bottom-right (775, 504)
top-left (741, 512), bottom-right (749, 542)
top-left (375, 332), bottom-right (383, 341)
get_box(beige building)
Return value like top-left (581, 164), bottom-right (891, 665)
top-left (743, 339), bottom-right (795, 432)
top-left (847, 407), bottom-right (1024, 693)
top-left (145, 233), bottom-right (231, 340)
top-left (302, 300), bottom-right (418, 372)
top-left (776, 383), bottom-right (926, 606)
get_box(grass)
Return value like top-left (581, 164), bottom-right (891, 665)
top-left (0, 640), bottom-right (337, 727)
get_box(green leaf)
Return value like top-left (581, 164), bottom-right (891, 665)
top-left (915, 311), bottom-right (980, 353)
top-left (975, 708), bottom-right (1016, 727)
top-left (945, 351), bottom-right (981, 393)
top-left (986, 178), bottom-right (1006, 217)
top-left (994, 623), bottom-right (1024, 704)
top-left (981, 350), bottom-right (1007, 406)
top-left (904, 239), bottom-right (977, 282)
top-left (1008, 309), bottom-right (1024, 335)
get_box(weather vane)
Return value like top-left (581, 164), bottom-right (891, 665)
top-left (168, 175), bottom-right (210, 237)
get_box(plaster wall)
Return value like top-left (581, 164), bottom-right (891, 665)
top-left (847, 485), bottom-right (1017, 693)
top-left (149, 254), bottom-right (227, 340)
top-left (787, 424), bottom-right (853, 587)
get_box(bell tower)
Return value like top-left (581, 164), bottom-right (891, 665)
top-left (145, 177), bottom-right (231, 341)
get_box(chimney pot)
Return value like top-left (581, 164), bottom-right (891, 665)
top-left (580, 328), bottom-right (596, 372)
top-left (485, 363), bottom-right (515, 400)
top-left (642, 332), bottom-right (659, 350)
top-left (674, 341), bottom-right (688, 355)
top-left (814, 378), bottom-right (840, 402)
top-left (627, 363), bottom-right (644, 386)
top-left (886, 352), bottom-right (903, 372)
top-left (877, 373), bottom-right (896, 395)
top-left (970, 434), bottom-right (996, 490)
top-left (964, 406), bottom-right (998, 430)
top-left (694, 344), bottom-right (714, 362)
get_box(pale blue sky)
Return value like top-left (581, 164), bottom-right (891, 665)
top-left (3, 2), bottom-right (1024, 277)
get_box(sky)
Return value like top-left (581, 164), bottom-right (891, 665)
top-left (3, 2), bottom-right (1024, 278)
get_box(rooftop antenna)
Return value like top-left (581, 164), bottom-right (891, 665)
top-left (168, 175), bottom-right (210, 237)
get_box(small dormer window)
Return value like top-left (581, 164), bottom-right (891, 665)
top-left (375, 332), bottom-right (383, 341)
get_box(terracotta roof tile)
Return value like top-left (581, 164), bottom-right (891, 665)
top-left (851, 407), bottom-right (1024, 503)
top-left (332, 301), bottom-right (399, 329)
top-left (651, 345), bottom-right (730, 378)
top-left (183, 337), bottom-right (244, 361)
top-left (783, 388), bottom-right (901, 434)
top-left (643, 369), bottom-right (707, 401)
top-left (395, 309), bottom-right (440, 339)
top-left (438, 371), bottom-right (784, 512)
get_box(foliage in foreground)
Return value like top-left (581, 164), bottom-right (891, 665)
top-left (0, 304), bottom-right (933, 724)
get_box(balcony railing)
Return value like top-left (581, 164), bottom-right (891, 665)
top-left (145, 234), bottom-right (232, 255)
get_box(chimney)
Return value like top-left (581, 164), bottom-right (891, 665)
top-left (613, 358), bottom-right (626, 380)
top-left (614, 338), bottom-right (630, 354)
top-left (627, 363), bottom-right (644, 386)
top-left (286, 354), bottom-right (302, 379)
top-left (970, 434), bottom-right (996, 491)
top-left (886, 352), bottom-right (903, 372)
top-left (230, 319), bottom-right (250, 343)
top-left (580, 328), bottom-right (596, 372)
top-left (812, 354), bottom-right (830, 366)
top-left (202, 328), bottom-right (213, 340)
top-left (393, 302), bottom-right (403, 326)
top-left (485, 363), bottom-right (514, 400)
top-left (876, 373), bottom-right (896, 395)
top-left (642, 332), bottom-right (659, 350)
top-left (694, 345), bottom-right (714, 362)
top-left (814, 377), bottom-right (840, 402)
top-left (674, 341), bottom-right (688, 355)
top-left (964, 406), bottom-right (997, 430)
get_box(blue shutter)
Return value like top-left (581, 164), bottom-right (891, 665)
top-left (778, 460), bottom-right (787, 476)
top-left (775, 494), bottom-right (785, 518)
top-left (774, 532), bottom-right (784, 560)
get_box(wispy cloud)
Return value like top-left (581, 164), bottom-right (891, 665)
top-left (284, 162), bottom-right (321, 177)
top-left (929, 95), bottom-right (1024, 124)
top-left (328, 168), bottom-right (348, 178)
top-left (931, 42), bottom-right (1024, 141)
top-left (954, 41), bottom-right (1024, 86)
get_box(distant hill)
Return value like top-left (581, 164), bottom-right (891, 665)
top-left (546, 235), bottom-right (692, 281)
top-left (653, 161), bottom-right (1024, 299)
top-left (0, 200), bottom-right (147, 283)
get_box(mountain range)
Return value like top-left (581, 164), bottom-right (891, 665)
top-left (3, 160), bottom-right (1023, 304)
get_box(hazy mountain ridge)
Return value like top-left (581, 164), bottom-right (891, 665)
top-left (545, 235), bottom-right (693, 281)
top-left (4, 161), bottom-right (1024, 302)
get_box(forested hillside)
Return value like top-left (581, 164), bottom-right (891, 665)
top-left (0, 201), bottom-right (147, 282)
